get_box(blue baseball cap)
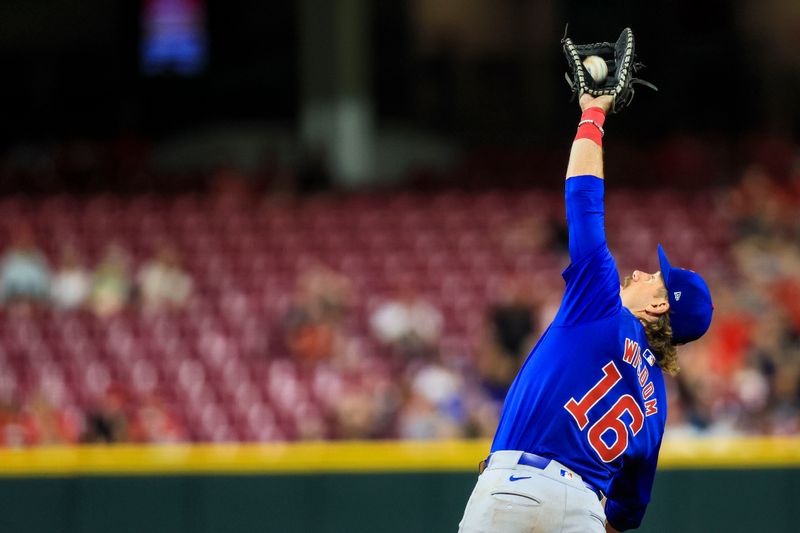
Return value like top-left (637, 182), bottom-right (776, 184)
top-left (657, 244), bottom-right (714, 345)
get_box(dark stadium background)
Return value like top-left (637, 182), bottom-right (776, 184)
top-left (0, 2), bottom-right (798, 533)
top-left (0, 1), bottom-right (785, 152)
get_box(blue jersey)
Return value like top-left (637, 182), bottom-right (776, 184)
top-left (491, 175), bottom-right (667, 531)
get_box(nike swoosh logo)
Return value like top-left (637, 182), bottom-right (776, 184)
top-left (509, 475), bottom-right (532, 482)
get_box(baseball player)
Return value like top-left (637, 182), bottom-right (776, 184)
top-left (458, 31), bottom-right (714, 533)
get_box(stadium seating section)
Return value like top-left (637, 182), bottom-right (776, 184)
top-left (0, 188), bottom-right (731, 442)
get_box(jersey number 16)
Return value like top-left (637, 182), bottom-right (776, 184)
top-left (564, 361), bottom-right (644, 463)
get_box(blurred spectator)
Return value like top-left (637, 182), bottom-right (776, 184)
top-left (284, 292), bottom-right (337, 363)
top-left (491, 296), bottom-right (535, 358)
top-left (88, 244), bottom-right (132, 317)
top-left (137, 244), bottom-right (193, 313)
top-left (397, 361), bottom-right (465, 439)
top-left (396, 392), bottom-right (448, 440)
top-left (284, 264), bottom-right (353, 363)
top-left (0, 400), bottom-right (26, 447)
top-left (50, 244), bottom-right (91, 310)
top-left (334, 385), bottom-right (378, 439)
top-left (293, 402), bottom-right (328, 440)
top-left (23, 392), bottom-right (81, 445)
top-left (729, 166), bottom-right (783, 239)
top-left (296, 262), bottom-right (353, 324)
top-left (477, 277), bottom-right (537, 398)
top-left (370, 287), bottom-right (443, 358)
top-left (499, 215), bottom-right (557, 255)
top-left (0, 226), bottom-right (50, 309)
top-left (128, 394), bottom-right (186, 443)
top-left (462, 393), bottom-right (502, 439)
top-left (82, 387), bottom-right (129, 443)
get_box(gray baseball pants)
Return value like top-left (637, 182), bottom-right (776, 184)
top-left (458, 450), bottom-right (606, 533)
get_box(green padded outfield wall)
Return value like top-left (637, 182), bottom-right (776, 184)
top-left (0, 439), bottom-right (798, 533)
top-left (0, 470), bottom-right (798, 533)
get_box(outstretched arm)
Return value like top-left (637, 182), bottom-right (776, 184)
top-left (566, 94), bottom-right (613, 179)
top-left (563, 94), bottom-right (614, 262)
top-left (554, 93), bottom-right (622, 326)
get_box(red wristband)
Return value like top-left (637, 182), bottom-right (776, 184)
top-left (575, 107), bottom-right (607, 146)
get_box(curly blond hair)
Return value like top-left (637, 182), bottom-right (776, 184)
top-left (643, 312), bottom-right (679, 376)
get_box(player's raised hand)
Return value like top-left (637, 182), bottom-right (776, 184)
top-left (580, 94), bottom-right (613, 113)
top-left (562, 28), bottom-right (656, 113)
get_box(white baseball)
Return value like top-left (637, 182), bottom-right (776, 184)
top-left (583, 56), bottom-right (608, 83)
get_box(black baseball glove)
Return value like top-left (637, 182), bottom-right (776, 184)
top-left (561, 27), bottom-right (657, 113)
